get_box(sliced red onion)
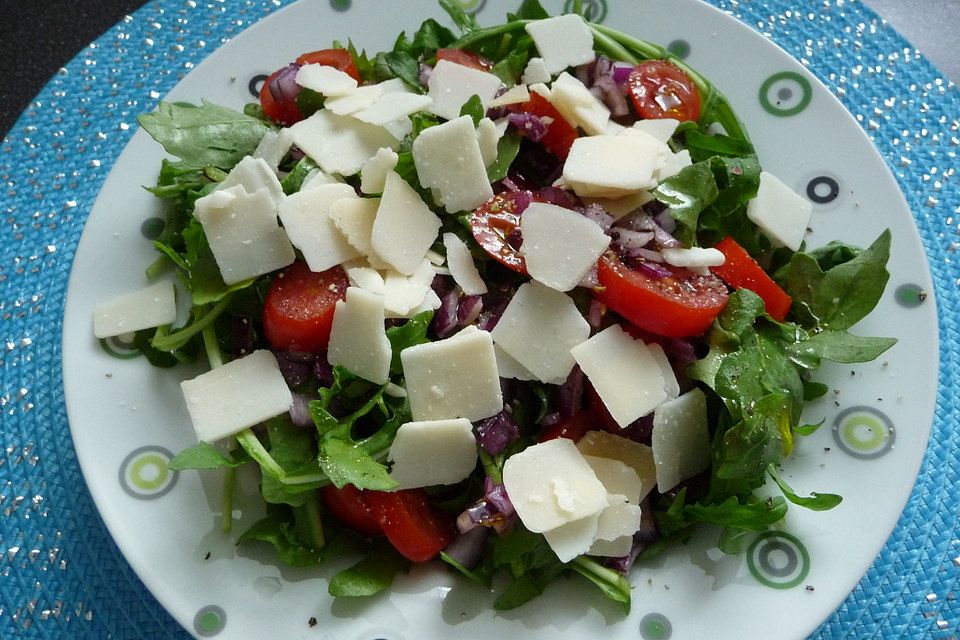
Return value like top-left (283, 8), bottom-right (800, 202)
top-left (444, 526), bottom-right (489, 568)
top-left (557, 365), bottom-right (585, 419)
top-left (579, 202), bottom-right (614, 232)
top-left (457, 295), bottom-right (483, 326)
top-left (485, 482), bottom-right (515, 518)
top-left (434, 289), bottom-right (460, 338)
top-left (611, 62), bottom-right (635, 86)
top-left (587, 299), bottom-right (606, 331)
top-left (477, 285), bottom-right (515, 331)
top-left (643, 199), bottom-right (668, 217)
top-left (288, 392), bottom-right (314, 428)
top-left (612, 228), bottom-right (656, 255)
top-left (634, 259), bottom-right (674, 279)
top-left (539, 411), bottom-right (562, 428)
top-left (273, 349), bottom-right (315, 387)
top-left (313, 356), bottom-right (334, 387)
top-left (616, 211), bottom-right (656, 232)
top-left (418, 62), bottom-right (433, 87)
top-left (652, 221), bottom-right (682, 248)
top-left (666, 338), bottom-right (699, 367)
top-left (475, 410), bottom-right (520, 456)
top-left (538, 185), bottom-right (580, 209)
top-left (507, 112), bottom-right (550, 142)
top-left (655, 209), bottom-right (679, 234)
top-left (510, 189), bottom-right (534, 214)
top-left (505, 225), bottom-right (523, 251)
top-left (498, 176), bottom-right (522, 193)
top-left (267, 63), bottom-right (302, 103)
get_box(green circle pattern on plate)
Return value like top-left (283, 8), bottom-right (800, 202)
top-left (747, 531), bottom-right (811, 589)
top-left (832, 406), bottom-right (896, 458)
top-left (759, 71), bottom-right (813, 116)
top-left (193, 605), bottom-right (226, 637)
top-left (99, 335), bottom-right (141, 359)
top-left (119, 446), bottom-right (178, 499)
top-left (639, 612), bottom-right (673, 639)
top-left (895, 283), bottom-right (929, 308)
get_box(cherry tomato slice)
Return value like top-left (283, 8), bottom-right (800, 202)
top-left (508, 93), bottom-right (579, 160)
top-left (469, 190), bottom-right (544, 274)
top-left (365, 489), bottom-right (455, 563)
top-left (320, 484), bottom-right (383, 535)
top-left (259, 64), bottom-right (303, 126)
top-left (596, 252), bottom-right (729, 337)
top-left (538, 409), bottom-right (597, 443)
top-left (262, 261), bottom-right (349, 353)
top-left (628, 60), bottom-right (702, 122)
top-left (295, 48), bottom-right (361, 82)
top-left (435, 48), bottom-right (494, 71)
top-left (711, 236), bottom-right (792, 321)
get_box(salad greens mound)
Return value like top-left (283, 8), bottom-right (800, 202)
top-left (119, 0), bottom-right (896, 613)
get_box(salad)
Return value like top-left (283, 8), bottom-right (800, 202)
top-left (91, 0), bottom-right (897, 613)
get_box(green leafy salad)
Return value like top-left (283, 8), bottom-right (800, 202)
top-left (90, 0), bottom-right (898, 613)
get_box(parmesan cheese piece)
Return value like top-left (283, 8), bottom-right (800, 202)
top-left (502, 438), bottom-right (607, 533)
top-left (582, 192), bottom-right (654, 220)
top-left (647, 343), bottom-right (680, 400)
top-left (657, 149), bottom-right (692, 182)
top-left (562, 134), bottom-right (663, 197)
top-left (346, 265), bottom-right (385, 295)
top-left (93, 280), bottom-right (177, 338)
top-left (327, 287), bottom-right (392, 385)
top-left (353, 92), bottom-right (433, 126)
top-left (412, 115), bottom-right (494, 213)
top-left (388, 287), bottom-right (441, 319)
top-left (194, 186), bottom-right (296, 285)
top-left (490, 282), bottom-right (590, 384)
top-left (296, 63), bottom-right (359, 96)
top-left (371, 172), bottom-right (442, 275)
top-left (576, 431), bottom-right (657, 503)
top-left (519, 202), bottom-right (610, 292)
top-left (360, 147), bottom-right (399, 194)
top-left (651, 388), bottom-right (711, 492)
top-left (493, 344), bottom-right (539, 381)
top-left (387, 418), bottom-right (478, 489)
top-left (401, 326), bottom-right (502, 422)
top-left (543, 513), bottom-right (600, 562)
top-left (582, 456), bottom-right (644, 505)
top-left (521, 57), bottom-right (552, 85)
top-left (216, 155), bottom-right (285, 207)
top-left (630, 118), bottom-right (680, 144)
top-left (476, 117), bottom-right (503, 169)
top-left (382, 259), bottom-right (436, 316)
top-left (661, 246), bottom-right (725, 269)
top-left (443, 232), bottom-right (487, 295)
top-left (288, 109), bottom-right (398, 176)
top-left (747, 171), bottom-right (812, 251)
top-left (252, 129), bottom-right (293, 175)
top-left (487, 84), bottom-right (531, 108)
top-left (571, 325), bottom-right (667, 427)
top-left (324, 79), bottom-right (408, 116)
top-left (180, 350), bottom-right (292, 443)
top-left (426, 59), bottom-right (503, 121)
top-left (524, 14), bottom-right (595, 74)
top-left (277, 183), bottom-right (361, 272)
top-left (328, 197), bottom-right (388, 268)
top-left (550, 72), bottom-right (610, 135)
top-left (588, 496), bottom-right (642, 557)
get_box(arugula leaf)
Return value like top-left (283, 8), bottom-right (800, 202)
top-left (717, 526), bottom-right (747, 554)
top-left (408, 18), bottom-right (456, 59)
top-left (261, 418), bottom-right (319, 507)
top-left (169, 441), bottom-right (249, 471)
top-left (512, 0), bottom-right (550, 20)
top-left (715, 393), bottom-right (793, 484)
top-left (385, 311), bottom-right (433, 375)
top-left (328, 544), bottom-right (410, 597)
top-left (488, 34), bottom-right (537, 85)
top-left (651, 161), bottom-right (719, 246)
top-left (785, 330), bottom-right (897, 368)
top-left (459, 94), bottom-right (485, 126)
top-left (685, 495), bottom-right (788, 531)
top-left (318, 437), bottom-right (398, 491)
top-left (373, 50), bottom-right (422, 91)
top-left (767, 465), bottom-right (842, 511)
top-left (238, 507), bottom-right (322, 566)
top-left (439, 0), bottom-right (481, 34)
top-left (486, 131), bottom-right (522, 183)
top-left (344, 39), bottom-right (378, 83)
top-left (280, 157), bottom-right (319, 195)
top-left (569, 556), bottom-right (631, 614)
top-left (137, 100), bottom-right (270, 168)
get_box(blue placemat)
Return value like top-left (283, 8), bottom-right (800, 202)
top-left (0, 0), bottom-right (957, 637)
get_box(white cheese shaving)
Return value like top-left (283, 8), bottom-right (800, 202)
top-left (493, 344), bottom-right (539, 381)
top-left (328, 197), bottom-right (389, 269)
top-left (576, 431), bottom-right (658, 504)
top-left (487, 84), bottom-right (531, 108)
top-left (288, 109), bottom-right (398, 176)
top-left (647, 343), bottom-right (680, 400)
top-left (543, 513), bottom-right (600, 563)
top-left (588, 496), bottom-right (642, 557)
top-left (295, 63), bottom-right (358, 96)
top-left (521, 57), bottom-right (552, 85)
top-left (360, 147), bottom-right (399, 194)
top-left (651, 388), bottom-right (711, 492)
top-left (524, 14), bottom-right (595, 74)
top-left (549, 72), bottom-right (610, 135)
top-left (412, 115), bottom-right (494, 213)
top-left (582, 192), bottom-right (654, 220)
top-left (661, 246), bottom-right (725, 269)
top-left (180, 350), bottom-right (292, 443)
top-left (324, 78), bottom-right (408, 116)
top-left (426, 60), bottom-right (503, 121)
top-left (370, 172), bottom-right (442, 275)
top-left (747, 171), bottom-right (812, 251)
top-left (345, 265), bottom-right (385, 295)
top-left (562, 134), bottom-right (663, 197)
top-left (476, 117), bottom-right (503, 169)
top-left (630, 118), bottom-right (680, 143)
top-left (93, 280), bottom-right (177, 338)
top-left (582, 455), bottom-right (644, 505)
top-left (387, 418), bottom-right (478, 489)
top-left (215, 155), bottom-right (285, 208)
top-left (327, 287), bottom-right (392, 385)
top-left (353, 92), bottom-right (433, 126)
top-left (252, 129), bottom-right (293, 175)
top-left (442, 232), bottom-right (487, 295)
top-left (277, 183), bottom-right (361, 272)
top-left (382, 259), bottom-right (436, 316)
top-left (657, 149), bottom-right (693, 182)
top-left (519, 202), bottom-right (610, 292)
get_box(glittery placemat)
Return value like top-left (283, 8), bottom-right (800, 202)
top-left (0, 0), bottom-right (957, 637)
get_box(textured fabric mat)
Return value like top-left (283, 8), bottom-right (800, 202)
top-left (0, 0), bottom-right (957, 637)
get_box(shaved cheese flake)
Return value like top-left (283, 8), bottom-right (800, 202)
top-left (181, 350), bottom-right (292, 443)
top-left (215, 155), bottom-right (284, 207)
top-left (360, 147), bottom-right (399, 194)
top-left (427, 60), bottom-right (503, 121)
top-left (443, 232), bottom-right (487, 295)
top-left (493, 344), bottom-right (539, 381)
top-left (194, 186), bottom-right (295, 285)
top-left (277, 183), bottom-right (361, 272)
top-left (657, 149), bottom-right (692, 181)
top-left (582, 192), bottom-right (654, 220)
top-left (328, 197), bottom-right (383, 262)
top-left (387, 287), bottom-right (441, 319)
top-left (647, 343), bottom-right (680, 400)
top-left (327, 287), bottom-right (392, 385)
top-left (563, 134), bottom-right (663, 197)
top-left (295, 63), bottom-right (358, 96)
top-left (577, 431), bottom-right (657, 503)
top-left (371, 172), bottom-right (442, 275)
top-left (588, 496), bottom-right (642, 557)
top-left (630, 118), bottom-right (680, 143)
top-left (490, 282), bottom-right (590, 384)
top-left (550, 72), bottom-right (610, 135)
top-left (502, 438), bottom-right (607, 533)
top-left (289, 109), bottom-right (398, 176)
top-left (325, 80), bottom-right (398, 115)
top-left (524, 14), bottom-right (595, 74)
top-left (353, 92), bottom-right (433, 126)
top-left (747, 171), bottom-right (812, 251)
top-left (661, 246), bottom-right (725, 269)
top-left (521, 57), bottom-right (552, 85)
top-left (252, 129), bottom-right (293, 175)
top-left (346, 265), bottom-right (384, 295)
top-left (412, 115), bottom-right (494, 213)
top-left (571, 325), bottom-right (667, 427)
top-left (651, 388), bottom-right (711, 492)
top-left (388, 418), bottom-right (478, 489)
top-left (383, 259), bottom-right (436, 316)
top-left (582, 456), bottom-right (644, 505)
top-left (487, 84), bottom-right (531, 108)
top-left (476, 117), bottom-right (503, 169)
top-left (93, 280), bottom-right (177, 338)
top-left (520, 202), bottom-right (610, 291)
top-left (543, 514), bottom-right (600, 563)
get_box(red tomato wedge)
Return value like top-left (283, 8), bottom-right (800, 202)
top-left (508, 93), bottom-right (579, 160)
top-left (538, 409), bottom-right (597, 443)
top-left (295, 48), bottom-right (361, 81)
top-left (365, 489), bottom-right (455, 563)
top-left (711, 236), bottom-right (792, 321)
top-left (435, 48), bottom-right (494, 71)
top-left (469, 190), bottom-right (543, 274)
top-left (320, 484), bottom-right (383, 535)
top-left (262, 261), bottom-right (349, 353)
top-left (596, 252), bottom-right (729, 337)
top-left (628, 60), bottom-right (702, 122)
top-left (259, 65), bottom-right (303, 126)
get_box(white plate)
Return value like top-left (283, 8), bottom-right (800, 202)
top-left (62, 1), bottom-right (938, 638)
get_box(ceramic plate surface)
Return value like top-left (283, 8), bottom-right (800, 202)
top-left (62, 1), bottom-right (938, 638)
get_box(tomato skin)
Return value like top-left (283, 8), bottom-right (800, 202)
top-left (538, 409), bottom-right (597, 443)
top-left (595, 252), bottom-right (729, 338)
top-left (262, 262), bottom-right (349, 353)
top-left (711, 236), bottom-right (792, 321)
top-left (295, 48), bottom-right (361, 81)
top-left (259, 65), bottom-right (303, 126)
top-left (469, 190), bottom-right (544, 274)
top-left (628, 60), bottom-right (702, 122)
top-left (320, 484), bottom-right (383, 535)
top-left (508, 93), bottom-right (579, 160)
top-left (365, 489), bottom-right (455, 563)
top-left (435, 48), bottom-right (494, 71)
